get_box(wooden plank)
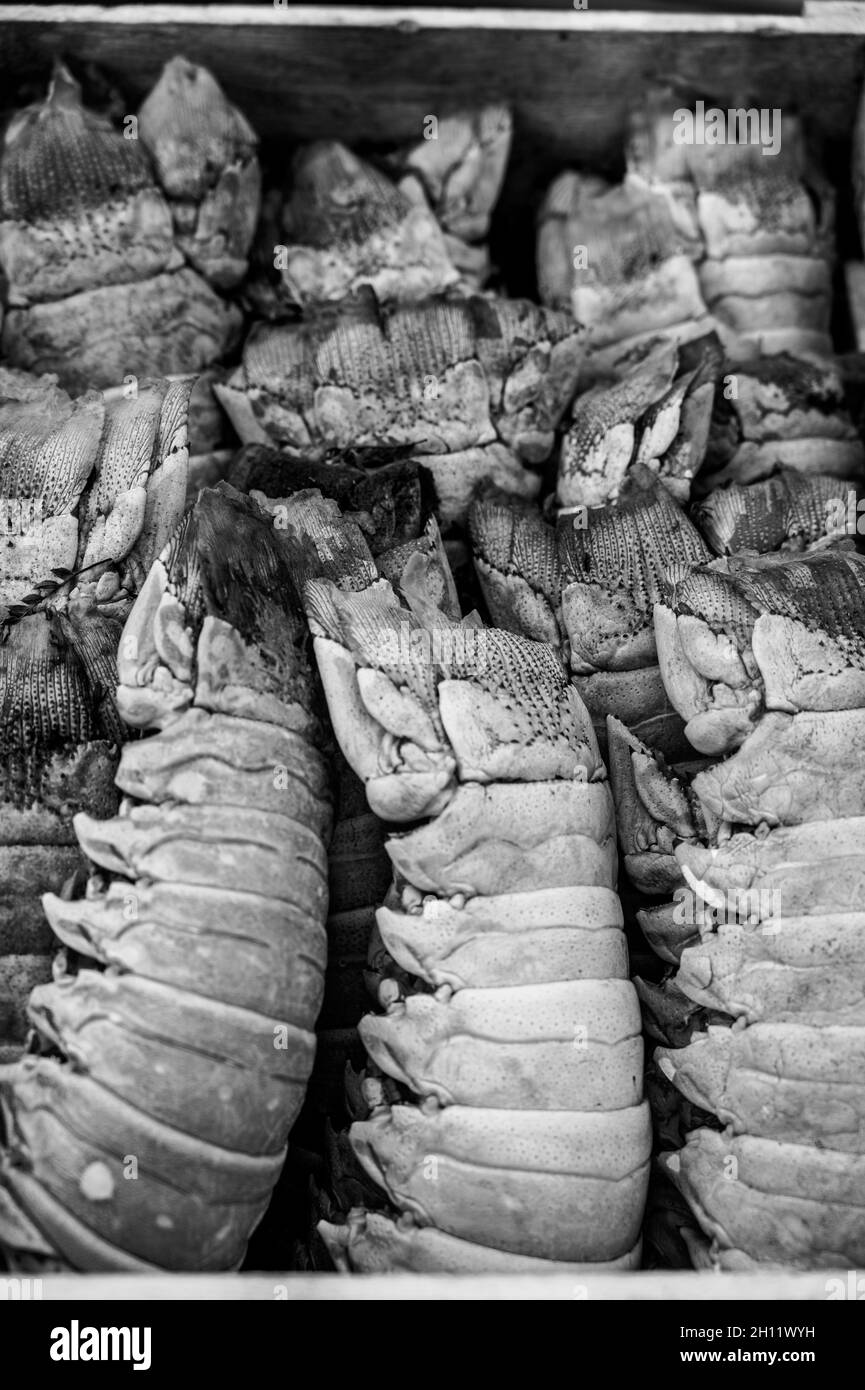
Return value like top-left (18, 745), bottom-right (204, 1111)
top-left (269, 1), bottom-right (810, 10)
top-left (0, 5), bottom-right (863, 167)
top-left (3, 5), bottom-right (861, 34)
top-left (9, 1269), bottom-right (848, 1299)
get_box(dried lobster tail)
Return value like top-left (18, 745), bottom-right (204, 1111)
top-left (237, 475), bottom-right (457, 1263)
top-left (0, 371), bottom-right (193, 1061)
top-left (557, 337), bottom-right (722, 508)
top-left (698, 354), bottom-right (865, 492)
top-left (537, 167), bottom-right (710, 379)
top-left (214, 288), bottom-right (583, 528)
top-left (630, 95), bottom-right (835, 362)
top-left (653, 549), bottom-right (865, 756)
top-left (0, 62), bottom-right (176, 307)
top-left (0, 485), bottom-right (331, 1270)
top-left (559, 472), bottom-right (712, 760)
top-left (0, 64), bottom-right (241, 395)
top-left (302, 566), bottom-right (649, 1272)
top-left (606, 540), bottom-right (865, 1268)
top-left (692, 468), bottom-right (857, 556)
top-left (0, 608), bottom-right (123, 1060)
top-left (538, 90), bottom-right (834, 377)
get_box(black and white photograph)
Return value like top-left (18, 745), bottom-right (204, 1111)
top-left (0, 0), bottom-right (863, 1345)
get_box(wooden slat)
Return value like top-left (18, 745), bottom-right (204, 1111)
top-left (3, 4), bottom-right (860, 33)
top-left (0, 4), bottom-right (863, 165)
top-left (13, 1269), bottom-right (849, 1299)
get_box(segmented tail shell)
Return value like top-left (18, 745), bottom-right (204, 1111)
top-left (694, 469), bottom-right (853, 555)
top-left (539, 92), bottom-right (835, 369)
top-left (537, 168), bottom-right (710, 368)
top-left (614, 480), bottom-right (865, 1268)
top-left (0, 63), bottom-right (177, 306)
top-left (700, 353), bottom-right (865, 491)
top-left (303, 504), bottom-right (649, 1271)
top-left (558, 337), bottom-right (720, 509)
top-left (0, 487), bottom-right (331, 1270)
top-left (0, 374), bottom-right (192, 1063)
top-left (0, 66), bottom-right (243, 392)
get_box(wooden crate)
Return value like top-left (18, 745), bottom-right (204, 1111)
top-left (0, 3), bottom-right (862, 1298)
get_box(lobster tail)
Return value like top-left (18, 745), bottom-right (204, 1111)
top-left (0, 485), bottom-right (331, 1270)
top-left (0, 371), bottom-right (195, 1063)
top-left (601, 521), bottom-right (865, 1267)
top-left (304, 551), bottom-right (650, 1270)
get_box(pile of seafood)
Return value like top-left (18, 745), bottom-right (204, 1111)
top-left (1, 51), bottom-right (864, 1277)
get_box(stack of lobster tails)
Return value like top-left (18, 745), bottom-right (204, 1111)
top-left (612, 544), bottom-right (865, 1268)
top-left (295, 536), bottom-right (649, 1272)
top-left (0, 485), bottom-right (331, 1270)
